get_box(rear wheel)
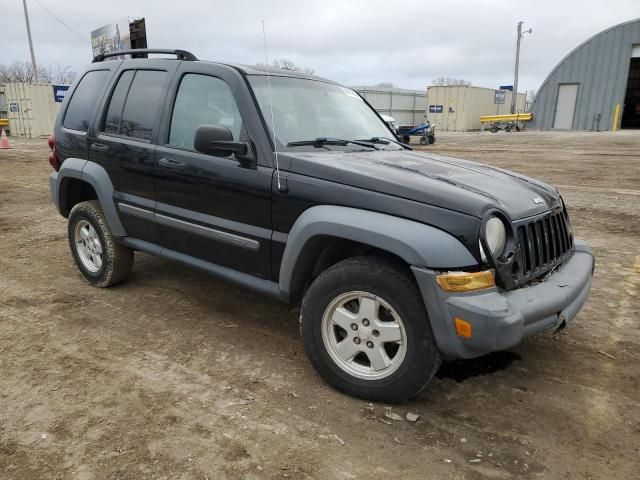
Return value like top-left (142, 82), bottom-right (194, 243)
top-left (300, 256), bottom-right (442, 402)
top-left (490, 125), bottom-right (499, 133)
top-left (68, 200), bottom-right (133, 287)
top-left (402, 135), bottom-right (411, 144)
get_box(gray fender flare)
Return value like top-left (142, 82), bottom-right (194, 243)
top-left (53, 158), bottom-right (126, 237)
top-left (278, 205), bottom-right (476, 294)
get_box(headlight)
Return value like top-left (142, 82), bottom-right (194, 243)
top-left (479, 216), bottom-right (506, 262)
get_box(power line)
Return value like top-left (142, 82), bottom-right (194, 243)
top-left (31, 0), bottom-right (91, 44)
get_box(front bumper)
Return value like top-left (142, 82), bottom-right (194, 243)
top-left (412, 239), bottom-right (594, 359)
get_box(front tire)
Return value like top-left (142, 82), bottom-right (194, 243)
top-left (68, 200), bottom-right (133, 287)
top-left (300, 256), bottom-right (442, 402)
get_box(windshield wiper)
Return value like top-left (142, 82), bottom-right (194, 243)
top-left (356, 136), bottom-right (412, 150)
top-left (287, 137), bottom-right (379, 150)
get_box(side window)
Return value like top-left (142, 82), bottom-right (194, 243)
top-left (63, 70), bottom-right (110, 132)
top-left (169, 74), bottom-right (243, 150)
top-left (103, 70), bottom-right (134, 135)
top-left (101, 70), bottom-right (167, 141)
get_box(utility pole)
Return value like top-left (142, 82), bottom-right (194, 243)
top-left (511, 21), bottom-right (532, 114)
top-left (22, 0), bottom-right (39, 82)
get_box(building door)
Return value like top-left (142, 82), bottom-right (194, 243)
top-left (553, 84), bottom-right (578, 129)
top-left (621, 46), bottom-right (640, 129)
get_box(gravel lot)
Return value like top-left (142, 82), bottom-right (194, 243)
top-left (1, 130), bottom-right (639, 479)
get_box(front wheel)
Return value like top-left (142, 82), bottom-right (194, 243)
top-left (300, 256), bottom-right (442, 402)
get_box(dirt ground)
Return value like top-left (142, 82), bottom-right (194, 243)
top-left (1, 130), bottom-right (639, 480)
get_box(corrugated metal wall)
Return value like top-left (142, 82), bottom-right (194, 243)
top-left (426, 86), bottom-right (526, 131)
top-left (351, 86), bottom-right (426, 125)
top-left (530, 18), bottom-right (640, 130)
top-left (2, 83), bottom-right (61, 138)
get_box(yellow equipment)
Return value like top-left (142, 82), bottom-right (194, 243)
top-left (480, 113), bottom-right (532, 133)
top-left (480, 113), bottom-right (533, 123)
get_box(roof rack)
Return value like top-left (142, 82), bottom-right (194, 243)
top-left (92, 49), bottom-right (198, 63)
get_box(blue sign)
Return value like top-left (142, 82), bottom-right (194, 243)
top-left (428, 105), bottom-right (444, 113)
top-left (9, 102), bottom-right (19, 113)
top-left (499, 85), bottom-right (513, 91)
top-left (53, 85), bottom-right (70, 103)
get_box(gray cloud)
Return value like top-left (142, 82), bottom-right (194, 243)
top-left (3, 0), bottom-right (639, 91)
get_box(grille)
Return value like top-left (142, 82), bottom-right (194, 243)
top-left (515, 209), bottom-right (573, 283)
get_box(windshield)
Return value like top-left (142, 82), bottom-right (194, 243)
top-left (248, 76), bottom-right (400, 151)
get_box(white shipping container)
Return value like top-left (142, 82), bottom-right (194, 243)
top-left (426, 85), bottom-right (526, 131)
top-left (4, 83), bottom-right (62, 138)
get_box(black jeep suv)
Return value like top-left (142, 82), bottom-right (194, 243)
top-left (48, 49), bottom-right (594, 401)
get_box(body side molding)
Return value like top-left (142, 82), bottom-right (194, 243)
top-left (279, 205), bottom-right (477, 294)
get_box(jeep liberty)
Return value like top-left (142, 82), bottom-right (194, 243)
top-left (48, 49), bottom-right (594, 401)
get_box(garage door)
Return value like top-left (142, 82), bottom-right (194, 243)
top-left (553, 84), bottom-right (579, 129)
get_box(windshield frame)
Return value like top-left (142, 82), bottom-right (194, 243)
top-left (246, 74), bottom-right (401, 153)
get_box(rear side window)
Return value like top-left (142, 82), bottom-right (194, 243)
top-left (63, 70), bottom-right (110, 131)
top-left (103, 70), bottom-right (135, 135)
top-left (102, 70), bottom-right (167, 141)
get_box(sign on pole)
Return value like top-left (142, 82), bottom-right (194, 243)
top-left (494, 90), bottom-right (506, 104)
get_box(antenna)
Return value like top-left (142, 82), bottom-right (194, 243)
top-left (261, 20), bottom-right (282, 192)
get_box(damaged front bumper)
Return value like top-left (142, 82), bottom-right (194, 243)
top-left (412, 240), bottom-right (594, 359)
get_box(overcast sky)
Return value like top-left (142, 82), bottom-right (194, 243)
top-left (3, 0), bottom-right (639, 92)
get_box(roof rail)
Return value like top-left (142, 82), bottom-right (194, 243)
top-left (92, 49), bottom-right (198, 63)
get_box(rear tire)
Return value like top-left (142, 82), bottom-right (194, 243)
top-left (300, 256), bottom-right (442, 402)
top-left (402, 135), bottom-right (411, 144)
top-left (490, 125), bottom-right (499, 133)
top-left (68, 200), bottom-right (134, 287)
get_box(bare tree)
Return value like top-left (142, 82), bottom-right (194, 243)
top-left (526, 89), bottom-right (537, 104)
top-left (431, 76), bottom-right (473, 86)
top-left (0, 62), bottom-right (77, 84)
top-left (375, 82), bottom-right (395, 88)
top-left (52, 65), bottom-right (77, 84)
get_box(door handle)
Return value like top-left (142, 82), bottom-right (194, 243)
top-left (158, 158), bottom-right (187, 171)
top-left (89, 142), bottom-right (109, 152)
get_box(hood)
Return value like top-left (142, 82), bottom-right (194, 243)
top-left (285, 149), bottom-right (560, 220)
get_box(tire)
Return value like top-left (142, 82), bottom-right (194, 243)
top-left (300, 256), bottom-right (442, 402)
top-left (428, 135), bottom-right (436, 144)
top-left (419, 136), bottom-right (428, 145)
top-left (68, 200), bottom-right (134, 287)
top-left (402, 135), bottom-right (411, 144)
top-left (505, 125), bottom-right (512, 133)
top-left (490, 125), bottom-right (499, 133)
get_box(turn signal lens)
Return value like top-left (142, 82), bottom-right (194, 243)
top-left (454, 317), bottom-right (473, 338)
top-left (436, 270), bottom-right (495, 292)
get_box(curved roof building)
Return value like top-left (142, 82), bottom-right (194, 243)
top-left (530, 19), bottom-right (640, 130)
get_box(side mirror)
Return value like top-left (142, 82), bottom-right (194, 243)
top-left (194, 125), bottom-right (251, 159)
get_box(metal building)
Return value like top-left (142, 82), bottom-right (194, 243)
top-left (351, 86), bottom-right (426, 126)
top-left (425, 85), bottom-right (525, 131)
top-left (530, 18), bottom-right (640, 131)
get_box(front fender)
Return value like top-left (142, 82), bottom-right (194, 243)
top-left (279, 205), bottom-right (476, 294)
